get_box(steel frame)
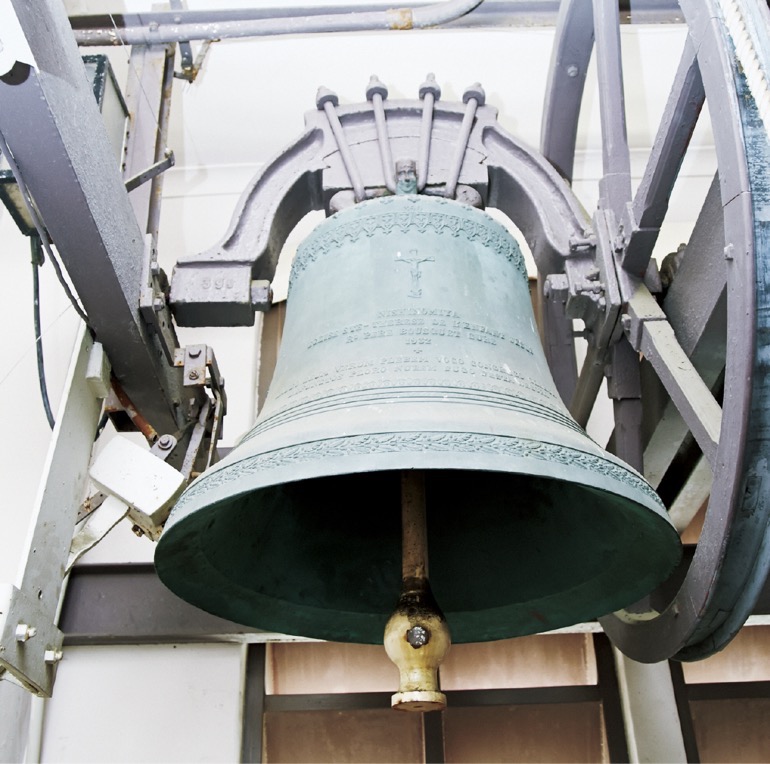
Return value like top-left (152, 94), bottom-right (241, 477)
top-left (0, 329), bottom-right (101, 698)
top-left (68, 1), bottom-right (684, 47)
top-left (2, 0), bottom-right (770, 747)
top-left (164, 0), bottom-right (770, 663)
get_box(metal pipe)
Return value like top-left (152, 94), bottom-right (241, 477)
top-left (367, 76), bottom-right (397, 193)
top-left (444, 83), bottom-right (484, 199)
top-left (147, 45), bottom-right (176, 241)
top-left (401, 470), bottom-right (428, 580)
top-left (111, 378), bottom-right (159, 443)
top-left (318, 88), bottom-right (367, 202)
top-left (70, 1), bottom-right (685, 43)
top-left (72, 0), bottom-right (484, 46)
top-left (417, 74), bottom-right (440, 190)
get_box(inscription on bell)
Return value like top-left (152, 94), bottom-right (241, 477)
top-left (307, 307), bottom-right (535, 354)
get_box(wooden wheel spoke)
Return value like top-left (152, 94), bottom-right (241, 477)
top-left (593, 0), bottom-right (632, 220)
top-left (622, 37), bottom-right (705, 276)
top-left (540, 0), bottom-right (594, 182)
top-left (545, 0), bottom-right (770, 662)
top-left (642, 175), bottom-right (726, 489)
top-left (627, 288), bottom-right (722, 468)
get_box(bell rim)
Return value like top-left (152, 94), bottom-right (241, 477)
top-left (155, 468), bottom-right (681, 643)
top-left (155, 430), bottom-right (681, 643)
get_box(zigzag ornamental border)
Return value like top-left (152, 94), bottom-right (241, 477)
top-left (289, 198), bottom-right (527, 292)
top-left (174, 431), bottom-right (662, 512)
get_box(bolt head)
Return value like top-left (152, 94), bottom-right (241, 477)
top-left (44, 649), bottom-right (63, 665)
top-left (462, 82), bottom-right (485, 106)
top-left (418, 73), bottom-right (441, 100)
top-left (316, 86), bottom-right (339, 110)
top-left (188, 369), bottom-right (200, 380)
top-left (365, 75), bottom-right (388, 101)
top-left (15, 624), bottom-right (36, 642)
top-left (406, 625), bottom-right (430, 648)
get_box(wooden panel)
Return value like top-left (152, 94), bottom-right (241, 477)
top-left (691, 699), bottom-right (770, 763)
top-left (440, 633), bottom-right (597, 690)
top-left (258, 301), bottom-right (286, 412)
top-left (267, 642), bottom-right (398, 695)
top-left (443, 703), bottom-right (608, 763)
top-left (683, 626), bottom-right (770, 683)
top-left (263, 709), bottom-right (423, 763)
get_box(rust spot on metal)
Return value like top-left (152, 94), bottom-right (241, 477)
top-left (388, 8), bottom-right (414, 29)
top-left (111, 377), bottom-right (159, 444)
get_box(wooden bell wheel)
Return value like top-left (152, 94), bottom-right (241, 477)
top-left (539, 0), bottom-right (770, 662)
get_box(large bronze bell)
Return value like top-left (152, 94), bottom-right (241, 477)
top-left (156, 195), bottom-right (681, 645)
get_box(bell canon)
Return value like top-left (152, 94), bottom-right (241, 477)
top-left (156, 195), bottom-right (681, 644)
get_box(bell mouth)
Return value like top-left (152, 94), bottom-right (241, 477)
top-left (155, 465), bottom-right (681, 644)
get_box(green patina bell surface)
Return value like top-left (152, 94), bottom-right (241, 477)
top-left (155, 195), bottom-right (681, 643)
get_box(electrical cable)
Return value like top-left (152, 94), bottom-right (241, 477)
top-left (44, 241), bottom-right (91, 326)
top-left (31, 236), bottom-right (56, 430)
top-left (0, 131), bottom-right (91, 328)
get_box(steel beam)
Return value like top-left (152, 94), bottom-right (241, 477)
top-left (0, 0), bottom-right (187, 434)
top-left (0, 328), bottom-right (101, 699)
top-left (123, 43), bottom-right (174, 241)
top-left (60, 565), bottom-right (275, 644)
top-left (613, 650), bottom-right (688, 763)
top-left (240, 644), bottom-right (266, 764)
top-left (0, 682), bottom-right (32, 762)
top-left (68, 1), bottom-right (684, 43)
top-left (57, 564), bottom-right (702, 643)
top-left (593, 634), bottom-right (630, 764)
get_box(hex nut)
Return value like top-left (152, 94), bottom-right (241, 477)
top-left (365, 75), bottom-right (388, 101)
top-left (462, 82), bottom-right (486, 106)
top-left (406, 625), bottom-right (430, 648)
top-left (418, 73), bottom-right (441, 100)
top-left (15, 624), bottom-right (36, 643)
top-left (316, 86), bottom-right (339, 109)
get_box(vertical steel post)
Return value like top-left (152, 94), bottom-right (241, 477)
top-left (0, 0), bottom-right (189, 433)
top-left (240, 644), bottom-right (266, 763)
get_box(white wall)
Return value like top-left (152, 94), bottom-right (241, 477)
top-left (0, 8), bottom-right (716, 760)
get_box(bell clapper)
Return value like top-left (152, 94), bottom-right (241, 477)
top-left (384, 470), bottom-right (451, 712)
